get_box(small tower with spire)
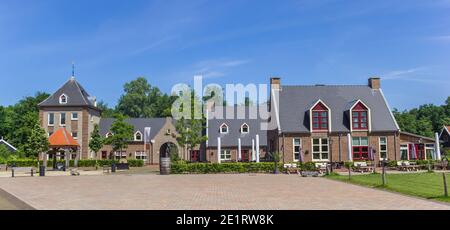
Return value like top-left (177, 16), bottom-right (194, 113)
top-left (71, 62), bottom-right (75, 80)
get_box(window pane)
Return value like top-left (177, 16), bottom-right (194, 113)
top-left (294, 146), bottom-right (300, 153)
top-left (353, 118), bottom-right (359, 123)
top-left (352, 112), bottom-right (358, 117)
top-left (321, 118), bottom-right (327, 123)
top-left (321, 112), bottom-right (327, 117)
top-left (380, 137), bottom-right (387, 144)
top-left (321, 146), bottom-right (328, 152)
top-left (381, 145), bottom-right (387, 151)
top-left (321, 123), bottom-right (327, 128)
top-left (313, 139), bottom-right (319, 145)
top-left (321, 152), bottom-right (328, 160)
top-left (321, 138), bottom-right (328, 144)
top-left (313, 123), bottom-right (319, 128)
top-left (360, 137), bottom-right (368, 146)
top-left (313, 112), bottom-right (319, 117)
top-left (352, 138), bottom-right (360, 146)
top-left (313, 146), bottom-right (320, 152)
top-left (294, 139), bottom-right (301, 145)
top-left (361, 123), bottom-right (367, 128)
top-left (313, 117), bottom-right (319, 122)
top-left (361, 112), bottom-right (367, 117)
top-left (313, 153), bottom-right (320, 160)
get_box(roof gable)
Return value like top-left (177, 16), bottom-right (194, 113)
top-left (48, 128), bottom-right (79, 147)
top-left (278, 85), bottom-right (399, 133)
top-left (99, 118), bottom-right (168, 141)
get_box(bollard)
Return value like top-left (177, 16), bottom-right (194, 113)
top-left (444, 173), bottom-right (448, 197)
top-left (382, 160), bottom-right (387, 186)
top-left (12, 169), bottom-right (14, 178)
top-left (31, 169), bottom-right (34, 177)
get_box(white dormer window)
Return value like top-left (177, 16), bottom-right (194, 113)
top-left (59, 94), bottom-right (68, 104)
top-left (106, 132), bottom-right (113, 138)
top-left (241, 123), bottom-right (249, 133)
top-left (134, 131), bottom-right (142, 141)
top-left (220, 123), bottom-right (229, 134)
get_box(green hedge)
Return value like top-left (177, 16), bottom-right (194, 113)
top-left (171, 162), bottom-right (282, 174)
top-left (4, 159), bottom-right (144, 167)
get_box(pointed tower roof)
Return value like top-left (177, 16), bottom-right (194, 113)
top-left (48, 128), bottom-right (79, 148)
top-left (38, 77), bottom-right (100, 111)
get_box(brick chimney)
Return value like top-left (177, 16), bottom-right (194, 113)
top-left (270, 77), bottom-right (281, 91)
top-left (368, 77), bottom-right (380, 89)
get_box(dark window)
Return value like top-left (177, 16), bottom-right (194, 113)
top-left (312, 110), bottom-right (328, 131)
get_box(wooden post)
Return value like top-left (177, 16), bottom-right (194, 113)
top-left (443, 173), bottom-right (448, 197)
top-left (382, 160), bottom-right (387, 186)
top-left (348, 166), bottom-right (351, 180)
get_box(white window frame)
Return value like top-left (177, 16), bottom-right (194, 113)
top-left (311, 137), bottom-right (330, 162)
top-left (379, 137), bottom-right (388, 160)
top-left (293, 138), bottom-right (302, 162)
top-left (349, 99), bottom-right (371, 132)
top-left (114, 151), bottom-right (127, 159)
top-left (309, 99), bottom-right (332, 133)
top-left (48, 113), bottom-right (55, 126)
top-left (59, 94), bottom-right (68, 104)
top-left (72, 132), bottom-right (78, 140)
top-left (71, 112), bottom-right (78, 120)
top-left (134, 131), bottom-right (143, 141)
top-left (135, 151), bottom-right (147, 162)
top-left (220, 123), bottom-right (229, 134)
top-left (220, 149), bottom-right (232, 161)
top-left (60, 112), bottom-right (66, 126)
top-left (425, 144), bottom-right (435, 160)
top-left (400, 144), bottom-right (409, 160)
top-left (241, 123), bottom-right (249, 134)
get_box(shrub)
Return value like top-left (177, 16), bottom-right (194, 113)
top-left (387, 160), bottom-right (398, 168)
top-left (344, 161), bottom-right (354, 169)
top-left (171, 162), bottom-right (283, 174)
top-left (5, 159), bottom-right (144, 167)
top-left (298, 162), bottom-right (316, 171)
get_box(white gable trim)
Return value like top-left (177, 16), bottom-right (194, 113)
top-left (379, 89), bottom-right (400, 131)
top-left (308, 99), bottom-right (332, 133)
top-left (220, 123), bottom-right (229, 134)
top-left (134, 131), bottom-right (143, 141)
top-left (349, 99), bottom-right (372, 133)
top-left (240, 123), bottom-right (250, 134)
top-left (59, 93), bottom-right (68, 104)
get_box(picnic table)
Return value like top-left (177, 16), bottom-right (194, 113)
top-left (353, 162), bottom-right (375, 173)
top-left (397, 161), bottom-right (420, 171)
top-left (283, 163), bottom-right (300, 175)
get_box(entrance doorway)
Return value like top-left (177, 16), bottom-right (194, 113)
top-left (241, 149), bottom-right (251, 162)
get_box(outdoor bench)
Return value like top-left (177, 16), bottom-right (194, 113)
top-left (300, 171), bottom-right (319, 177)
top-left (103, 165), bottom-right (110, 173)
top-left (11, 167), bottom-right (34, 177)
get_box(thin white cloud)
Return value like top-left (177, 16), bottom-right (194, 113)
top-left (383, 67), bottom-right (427, 80)
top-left (382, 66), bottom-right (450, 85)
top-left (194, 58), bottom-right (250, 79)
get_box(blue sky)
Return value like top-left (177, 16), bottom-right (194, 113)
top-left (0, 0), bottom-right (449, 110)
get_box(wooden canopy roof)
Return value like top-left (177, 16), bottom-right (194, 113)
top-left (48, 128), bottom-right (79, 148)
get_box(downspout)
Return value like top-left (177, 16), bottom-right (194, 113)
top-left (338, 133), bottom-right (342, 162)
top-left (394, 131), bottom-right (398, 161)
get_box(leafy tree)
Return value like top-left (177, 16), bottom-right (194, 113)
top-left (89, 124), bottom-right (104, 159)
top-left (97, 100), bottom-right (118, 118)
top-left (104, 114), bottom-right (134, 160)
top-left (116, 77), bottom-right (176, 118)
top-left (0, 145), bottom-right (13, 160)
top-left (21, 123), bottom-right (49, 158)
top-left (175, 89), bottom-right (208, 156)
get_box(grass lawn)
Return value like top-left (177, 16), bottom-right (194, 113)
top-left (327, 172), bottom-right (450, 203)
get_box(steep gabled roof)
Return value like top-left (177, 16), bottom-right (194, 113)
top-left (99, 118), bottom-right (168, 141)
top-left (207, 106), bottom-right (268, 147)
top-left (38, 77), bottom-right (99, 110)
top-left (277, 85), bottom-right (399, 133)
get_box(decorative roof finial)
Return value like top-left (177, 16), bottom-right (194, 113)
top-left (72, 61), bottom-right (75, 77)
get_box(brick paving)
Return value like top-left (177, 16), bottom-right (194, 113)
top-left (0, 174), bottom-right (449, 210)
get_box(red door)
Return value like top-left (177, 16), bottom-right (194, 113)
top-left (190, 150), bottom-right (199, 162)
top-left (241, 150), bottom-right (251, 162)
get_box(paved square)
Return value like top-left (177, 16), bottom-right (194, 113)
top-left (0, 174), bottom-right (449, 210)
